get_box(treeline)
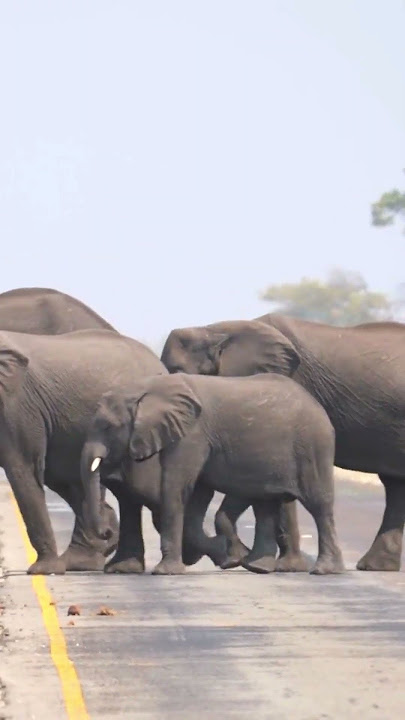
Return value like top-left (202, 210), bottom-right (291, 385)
top-left (260, 172), bottom-right (405, 326)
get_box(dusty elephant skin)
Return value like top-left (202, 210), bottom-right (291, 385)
top-left (83, 373), bottom-right (344, 576)
top-left (81, 400), bottom-right (228, 574)
top-left (0, 328), bottom-right (170, 575)
top-left (161, 314), bottom-right (405, 572)
top-left (0, 287), bottom-right (120, 571)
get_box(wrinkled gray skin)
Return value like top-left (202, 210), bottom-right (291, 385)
top-left (0, 328), bottom-right (172, 575)
top-left (84, 374), bottom-right (343, 576)
top-left (81, 396), bottom-right (228, 573)
top-left (162, 314), bottom-right (405, 572)
top-left (0, 287), bottom-right (120, 571)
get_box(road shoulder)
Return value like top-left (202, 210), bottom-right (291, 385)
top-left (0, 479), bottom-right (70, 720)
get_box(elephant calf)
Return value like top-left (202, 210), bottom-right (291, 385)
top-left (83, 372), bottom-right (345, 576)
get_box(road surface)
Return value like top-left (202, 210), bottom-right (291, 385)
top-left (1, 472), bottom-right (405, 720)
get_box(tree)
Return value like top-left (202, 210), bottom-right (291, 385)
top-left (371, 171), bottom-right (405, 233)
top-left (260, 268), bottom-right (393, 326)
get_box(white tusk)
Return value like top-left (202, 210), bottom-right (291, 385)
top-left (91, 457), bottom-right (102, 472)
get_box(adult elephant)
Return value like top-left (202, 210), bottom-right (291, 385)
top-left (0, 327), bottom-right (221, 575)
top-left (161, 314), bottom-right (405, 572)
top-left (0, 287), bottom-right (119, 570)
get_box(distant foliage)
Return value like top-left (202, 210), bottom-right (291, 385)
top-left (371, 171), bottom-right (405, 233)
top-left (261, 268), bottom-right (394, 326)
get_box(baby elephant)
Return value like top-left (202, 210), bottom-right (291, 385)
top-left (86, 373), bottom-right (344, 576)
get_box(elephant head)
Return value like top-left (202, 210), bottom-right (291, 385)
top-left (161, 320), bottom-right (300, 378)
top-left (81, 391), bottom-right (134, 539)
top-left (81, 376), bottom-right (202, 536)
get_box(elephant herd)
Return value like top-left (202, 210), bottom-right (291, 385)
top-left (1, 286), bottom-right (405, 576)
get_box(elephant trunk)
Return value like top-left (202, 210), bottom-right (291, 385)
top-left (81, 441), bottom-right (112, 540)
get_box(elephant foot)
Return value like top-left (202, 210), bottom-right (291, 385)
top-left (152, 559), bottom-right (186, 575)
top-left (356, 535), bottom-right (402, 571)
top-left (182, 544), bottom-right (204, 566)
top-left (310, 553), bottom-right (345, 575)
top-left (104, 555), bottom-right (145, 574)
top-left (356, 552), bottom-right (400, 571)
top-left (220, 539), bottom-right (250, 570)
top-left (60, 546), bottom-right (106, 572)
top-left (275, 552), bottom-right (311, 573)
top-left (28, 555), bottom-right (66, 575)
top-left (206, 536), bottom-right (228, 567)
top-left (182, 536), bottom-right (227, 567)
top-left (241, 553), bottom-right (276, 574)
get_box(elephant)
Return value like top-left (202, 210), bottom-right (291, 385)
top-left (82, 373), bottom-right (344, 576)
top-left (161, 314), bottom-right (405, 572)
top-left (0, 327), bottom-right (151, 574)
top-left (81, 404), bottom-right (227, 574)
top-left (0, 286), bottom-right (119, 570)
top-left (0, 286), bottom-right (116, 334)
top-left (0, 327), bottom-right (225, 574)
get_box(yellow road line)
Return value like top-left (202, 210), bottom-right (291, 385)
top-left (11, 493), bottom-right (90, 720)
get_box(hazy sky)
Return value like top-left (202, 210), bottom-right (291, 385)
top-left (1, 1), bottom-right (404, 348)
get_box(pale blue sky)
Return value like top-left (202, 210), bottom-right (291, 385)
top-left (0, 1), bottom-right (404, 348)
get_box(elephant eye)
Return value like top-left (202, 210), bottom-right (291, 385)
top-left (169, 365), bottom-right (184, 374)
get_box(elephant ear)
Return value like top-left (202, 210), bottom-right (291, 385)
top-left (218, 321), bottom-right (300, 377)
top-left (0, 344), bottom-right (29, 400)
top-left (129, 375), bottom-right (202, 460)
top-left (205, 332), bottom-right (230, 371)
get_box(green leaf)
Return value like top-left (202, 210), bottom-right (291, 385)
top-left (371, 176), bottom-right (405, 233)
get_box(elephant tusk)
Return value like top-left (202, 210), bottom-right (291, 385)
top-left (91, 457), bottom-right (102, 472)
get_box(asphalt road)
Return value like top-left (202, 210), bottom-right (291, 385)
top-left (1, 474), bottom-right (405, 720)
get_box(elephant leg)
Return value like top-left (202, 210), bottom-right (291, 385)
top-left (357, 475), bottom-right (405, 571)
top-left (152, 472), bottom-right (187, 575)
top-left (56, 482), bottom-right (119, 572)
top-left (275, 500), bottom-right (311, 572)
top-left (151, 508), bottom-right (161, 533)
top-left (299, 473), bottom-right (344, 575)
top-left (152, 475), bottom-right (188, 575)
top-left (309, 504), bottom-right (345, 575)
top-left (214, 495), bottom-right (251, 569)
top-left (241, 499), bottom-right (279, 574)
top-left (152, 444), bottom-right (208, 575)
top-left (6, 458), bottom-right (65, 575)
top-left (182, 483), bottom-right (228, 567)
top-left (104, 483), bottom-right (145, 574)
